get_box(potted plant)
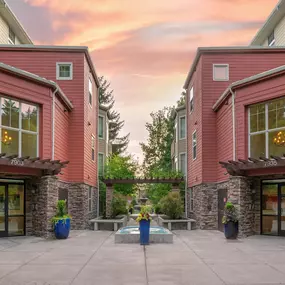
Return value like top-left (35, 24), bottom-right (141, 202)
top-left (51, 200), bottom-right (71, 239)
top-left (136, 206), bottom-right (152, 245)
top-left (222, 202), bottom-right (238, 239)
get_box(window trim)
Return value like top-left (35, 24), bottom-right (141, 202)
top-left (56, 62), bottom-right (73, 80)
top-left (88, 186), bottom-right (93, 213)
top-left (179, 152), bottom-right (186, 176)
top-left (248, 98), bottom-right (285, 158)
top-left (91, 135), bottom-right (95, 161)
top-left (8, 27), bottom-right (15, 45)
top-left (179, 115), bottom-right (186, 140)
top-left (98, 152), bottom-right (104, 177)
top-left (88, 77), bottom-right (93, 108)
top-left (213, 64), bottom-right (229, 81)
top-left (98, 115), bottom-right (104, 139)
top-left (189, 86), bottom-right (194, 114)
top-left (268, 31), bottom-right (275, 46)
top-left (0, 96), bottom-right (39, 157)
top-left (192, 130), bottom-right (197, 161)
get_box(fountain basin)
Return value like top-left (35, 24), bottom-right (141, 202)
top-left (114, 226), bottom-right (173, 244)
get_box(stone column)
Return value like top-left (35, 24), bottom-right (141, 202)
top-left (228, 176), bottom-right (253, 237)
top-left (172, 184), bottom-right (180, 193)
top-left (33, 176), bottom-right (58, 238)
top-left (106, 184), bottom-right (114, 218)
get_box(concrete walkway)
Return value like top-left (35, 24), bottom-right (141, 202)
top-left (1, 230), bottom-right (285, 284)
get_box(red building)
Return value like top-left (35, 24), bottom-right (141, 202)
top-left (0, 45), bottom-right (99, 238)
top-left (184, 47), bottom-right (285, 237)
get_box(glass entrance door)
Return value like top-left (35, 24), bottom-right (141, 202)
top-left (0, 185), bottom-right (7, 237)
top-left (279, 185), bottom-right (285, 236)
top-left (0, 182), bottom-right (25, 237)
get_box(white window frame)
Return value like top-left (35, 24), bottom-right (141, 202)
top-left (248, 98), bottom-right (285, 158)
top-left (8, 27), bottom-right (15, 45)
top-left (179, 152), bottom-right (186, 176)
top-left (213, 64), bottom-right (229, 81)
top-left (192, 130), bottom-right (197, 160)
top-left (56, 62), bottom-right (73, 80)
top-left (91, 135), bottom-right (95, 161)
top-left (189, 188), bottom-right (194, 212)
top-left (179, 115), bottom-right (186, 140)
top-left (189, 86), bottom-right (194, 113)
top-left (98, 152), bottom-right (104, 176)
top-left (98, 115), bottom-right (104, 139)
top-left (268, 31), bottom-right (275, 46)
top-left (0, 96), bottom-right (39, 157)
top-left (88, 77), bottom-right (93, 107)
top-left (88, 186), bottom-right (92, 212)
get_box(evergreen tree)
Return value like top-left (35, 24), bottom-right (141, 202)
top-left (98, 76), bottom-right (129, 154)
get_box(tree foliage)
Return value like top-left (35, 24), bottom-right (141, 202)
top-left (104, 154), bottom-right (138, 196)
top-left (98, 76), bottom-right (129, 154)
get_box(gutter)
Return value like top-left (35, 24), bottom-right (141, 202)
top-left (229, 88), bottom-right (236, 161)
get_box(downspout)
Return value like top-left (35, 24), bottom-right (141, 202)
top-left (52, 86), bottom-right (59, 160)
top-left (229, 88), bottom-right (236, 161)
top-left (184, 92), bottom-right (188, 218)
top-left (97, 86), bottom-right (100, 217)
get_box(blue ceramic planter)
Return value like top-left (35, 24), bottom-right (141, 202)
top-left (224, 221), bottom-right (238, 239)
top-left (54, 218), bottom-right (71, 239)
top-left (139, 219), bottom-right (150, 245)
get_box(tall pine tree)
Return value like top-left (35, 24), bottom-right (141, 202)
top-left (99, 76), bottom-right (129, 154)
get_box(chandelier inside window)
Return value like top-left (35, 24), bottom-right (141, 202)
top-left (273, 131), bottom-right (285, 146)
top-left (1, 131), bottom-right (12, 145)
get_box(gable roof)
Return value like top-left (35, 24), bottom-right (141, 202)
top-left (212, 65), bottom-right (285, 111)
top-left (183, 46), bottom-right (285, 90)
top-left (0, 44), bottom-right (100, 86)
top-left (0, 0), bottom-right (33, 44)
top-left (0, 61), bottom-right (73, 110)
top-left (250, 0), bottom-right (285, 46)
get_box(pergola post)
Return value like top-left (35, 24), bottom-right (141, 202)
top-left (172, 183), bottom-right (180, 192)
top-left (106, 184), bottom-right (114, 218)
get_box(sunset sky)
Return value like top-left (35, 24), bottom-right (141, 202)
top-left (7, 0), bottom-right (278, 162)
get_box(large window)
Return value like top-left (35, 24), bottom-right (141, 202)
top-left (189, 87), bottom-right (194, 113)
top-left (0, 97), bottom-right (38, 157)
top-left (98, 153), bottom-right (104, 177)
top-left (98, 116), bottom-right (104, 139)
top-left (249, 98), bottom-right (285, 158)
top-left (179, 116), bottom-right (186, 139)
top-left (179, 153), bottom-right (186, 176)
top-left (213, 64), bottom-right (229, 81)
top-left (192, 131), bottom-right (197, 160)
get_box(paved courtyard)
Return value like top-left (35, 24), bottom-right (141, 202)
top-left (1, 230), bottom-right (285, 285)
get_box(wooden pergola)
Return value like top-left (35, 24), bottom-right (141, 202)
top-left (219, 155), bottom-right (285, 176)
top-left (101, 177), bottom-right (184, 218)
top-left (0, 153), bottom-right (69, 175)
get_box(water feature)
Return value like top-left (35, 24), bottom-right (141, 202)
top-left (114, 225), bottom-right (173, 243)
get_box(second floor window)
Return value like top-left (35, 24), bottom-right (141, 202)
top-left (189, 87), bottom-right (194, 113)
top-left (56, 63), bottom-right (73, 80)
top-left (0, 97), bottom-right (38, 158)
top-left (8, 27), bottom-right (15, 44)
top-left (268, 31), bottom-right (275, 46)
top-left (179, 116), bottom-right (186, 139)
top-left (249, 97), bottom-right (285, 159)
top-left (89, 78), bottom-right (92, 106)
top-left (98, 116), bottom-right (104, 138)
top-left (213, 64), bottom-right (229, 81)
top-left (91, 136), bottom-right (95, 161)
top-left (179, 153), bottom-right (186, 176)
top-left (192, 131), bottom-right (197, 160)
top-left (98, 153), bottom-right (104, 176)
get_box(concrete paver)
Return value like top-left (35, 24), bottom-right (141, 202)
top-left (1, 230), bottom-right (285, 284)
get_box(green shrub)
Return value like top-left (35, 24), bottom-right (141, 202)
top-left (160, 192), bottom-right (183, 219)
top-left (111, 194), bottom-right (127, 218)
top-left (51, 200), bottom-right (71, 226)
top-left (222, 202), bottom-right (238, 224)
top-left (154, 203), bottom-right (162, 214)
